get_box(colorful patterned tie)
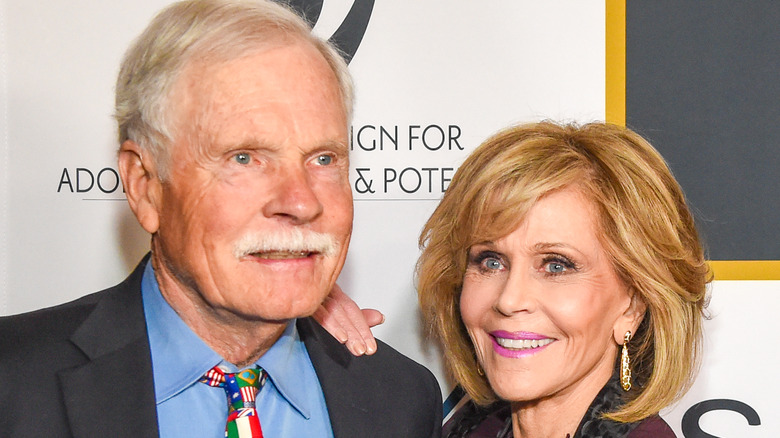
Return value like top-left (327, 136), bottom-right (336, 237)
top-left (200, 366), bottom-right (268, 438)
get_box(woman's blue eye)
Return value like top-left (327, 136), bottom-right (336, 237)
top-left (483, 258), bottom-right (502, 270)
top-left (234, 153), bottom-right (251, 165)
top-left (546, 262), bottom-right (566, 273)
top-left (317, 154), bottom-right (333, 165)
top-left (467, 250), bottom-right (505, 273)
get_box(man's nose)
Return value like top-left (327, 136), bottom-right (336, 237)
top-left (262, 163), bottom-right (323, 224)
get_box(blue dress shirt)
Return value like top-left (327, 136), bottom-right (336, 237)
top-left (141, 262), bottom-right (334, 437)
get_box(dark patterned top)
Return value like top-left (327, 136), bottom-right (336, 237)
top-left (442, 376), bottom-right (676, 438)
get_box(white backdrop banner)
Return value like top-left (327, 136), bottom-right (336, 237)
top-left (0, 1), bottom-right (774, 437)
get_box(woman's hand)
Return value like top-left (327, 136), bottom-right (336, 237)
top-left (314, 284), bottom-right (384, 356)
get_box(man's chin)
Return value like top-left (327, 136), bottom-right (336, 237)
top-left (227, 295), bottom-right (326, 323)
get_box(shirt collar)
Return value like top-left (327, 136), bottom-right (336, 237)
top-left (140, 260), bottom-right (312, 418)
top-left (141, 261), bottom-right (221, 403)
top-left (256, 320), bottom-right (313, 419)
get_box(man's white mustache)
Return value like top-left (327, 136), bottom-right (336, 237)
top-left (232, 229), bottom-right (338, 259)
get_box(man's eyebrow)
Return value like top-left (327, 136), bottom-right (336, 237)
top-left (207, 138), bottom-right (277, 154)
top-left (321, 139), bottom-right (349, 149)
top-left (216, 138), bottom-right (349, 150)
top-left (308, 140), bottom-right (350, 154)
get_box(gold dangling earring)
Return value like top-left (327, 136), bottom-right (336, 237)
top-left (477, 362), bottom-right (485, 376)
top-left (620, 331), bottom-right (632, 391)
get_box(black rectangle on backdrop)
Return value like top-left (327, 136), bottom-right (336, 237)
top-left (626, 1), bottom-right (780, 260)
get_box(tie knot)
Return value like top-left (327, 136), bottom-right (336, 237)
top-left (200, 366), bottom-right (268, 437)
top-left (201, 366), bottom-right (268, 411)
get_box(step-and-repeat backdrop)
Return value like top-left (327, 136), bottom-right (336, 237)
top-left (1, 1), bottom-right (777, 436)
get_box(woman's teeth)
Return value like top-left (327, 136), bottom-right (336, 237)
top-left (495, 337), bottom-right (553, 350)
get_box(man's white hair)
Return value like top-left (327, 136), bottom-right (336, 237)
top-left (115, 0), bottom-right (354, 179)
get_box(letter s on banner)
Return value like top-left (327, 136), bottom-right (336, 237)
top-left (681, 399), bottom-right (761, 437)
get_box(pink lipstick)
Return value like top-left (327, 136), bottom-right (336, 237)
top-left (489, 330), bottom-right (555, 358)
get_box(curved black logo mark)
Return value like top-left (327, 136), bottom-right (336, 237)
top-left (277, 0), bottom-right (375, 64)
top-left (681, 399), bottom-right (761, 438)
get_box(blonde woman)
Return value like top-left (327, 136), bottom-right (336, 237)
top-left (320, 122), bottom-right (709, 437)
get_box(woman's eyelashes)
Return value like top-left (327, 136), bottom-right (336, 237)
top-left (540, 254), bottom-right (578, 276)
top-left (468, 250), bottom-right (507, 274)
top-left (467, 249), bottom-right (579, 276)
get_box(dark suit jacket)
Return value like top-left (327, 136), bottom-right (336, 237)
top-left (0, 259), bottom-right (442, 437)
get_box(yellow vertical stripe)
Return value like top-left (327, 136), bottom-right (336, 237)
top-left (605, 0), bottom-right (626, 126)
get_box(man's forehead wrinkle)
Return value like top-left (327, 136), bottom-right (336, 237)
top-left (170, 46), bottom-right (347, 153)
top-left (167, 65), bottom-right (216, 160)
top-left (197, 105), bottom-right (347, 155)
top-left (184, 80), bottom-right (273, 152)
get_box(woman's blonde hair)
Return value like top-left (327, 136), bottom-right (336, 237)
top-left (417, 121), bottom-right (710, 422)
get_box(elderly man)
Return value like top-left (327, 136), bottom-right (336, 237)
top-left (0, 1), bottom-right (441, 437)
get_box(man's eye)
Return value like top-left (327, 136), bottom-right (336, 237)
top-left (316, 154), bottom-right (333, 165)
top-left (234, 153), bottom-right (251, 165)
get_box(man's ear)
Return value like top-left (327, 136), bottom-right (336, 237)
top-left (118, 140), bottom-right (162, 234)
top-left (613, 289), bottom-right (647, 344)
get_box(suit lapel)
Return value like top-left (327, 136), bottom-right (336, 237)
top-left (298, 317), bottom-right (375, 438)
top-left (59, 260), bottom-right (159, 437)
